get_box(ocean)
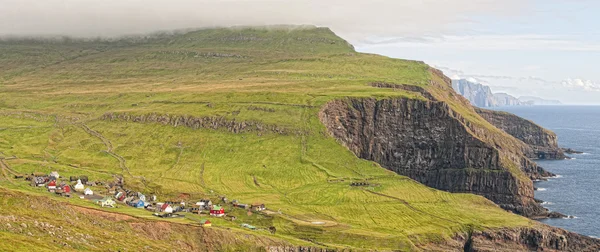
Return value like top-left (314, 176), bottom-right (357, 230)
top-left (491, 105), bottom-right (600, 237)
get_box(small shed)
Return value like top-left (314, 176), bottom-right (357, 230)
top-left (199, 219), bottom-right (212, 227)
top-left (84, 188), bottom-right (93, 195)
top-left (241, 223), bottom-right (257, 230)
top-left (251, 203), bottom-right (266, 212)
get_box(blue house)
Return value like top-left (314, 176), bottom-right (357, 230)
top-left (129, 199), bottom-right (145, 208)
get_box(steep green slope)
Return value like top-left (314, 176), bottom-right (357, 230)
top-left (0, 26), bottom-right (587, 250)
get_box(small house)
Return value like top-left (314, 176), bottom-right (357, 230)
top-left (197, 199), bottom-right (212, 210)
top-left (47, 180), bottom-right (57, 192)
top-left (210, 205), bottom-right (225, 217)
top-left (115, 192), bottom-right (126, 201)
top-left (130, 199), bottom-right (145, 208)
top-left (74, 179), bottom-right (84, 191)
top-left (84, 188), bottom-right (93, 195)
top-left (32, 177), bottom-right (46, 187)
top-left (199, 219), bottom-right (212, 227)
top-left (97, 197), bottom-right (116, 208)
top-left (251, 203), bottom-right (266, 212)
top-left (63, 185), bottom-right (71, 195)
top-left (161, 203), bottom-right (173, 213)
top-left (189, 207), bottom-right (201, 214)
top-left (107, 185), bottom-right (117, 194)
top-left (236, 204), bottom-right (249, 210)
top-left (138, 192), bottom-right (146, 202)
top-left (124, 196), bottom-right (135, 204)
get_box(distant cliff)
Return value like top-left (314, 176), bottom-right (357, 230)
top-left (452, 79), bottom-right (523, 107)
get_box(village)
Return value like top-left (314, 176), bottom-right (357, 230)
top-left (22, 171), bottom-right (272, 232)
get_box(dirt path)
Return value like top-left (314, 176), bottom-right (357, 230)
top-left (0, 159), bottom-right (16, 184)
top-left (78, 123), bottom-right (150, 188)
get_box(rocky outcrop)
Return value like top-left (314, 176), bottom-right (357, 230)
top-left (319, 97), bottom-right (546, 216)
top-left (463, 225), bottom-right (600, 252)
top-left (475, 108), bottom-right (566, 160)
top-left (100, 112), bottom-right (293, 135)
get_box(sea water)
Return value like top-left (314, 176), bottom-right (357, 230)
top-left (492, 105), bottom-right (600, 237)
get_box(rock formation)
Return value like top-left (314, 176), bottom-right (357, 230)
top-left (100, 112), bottom-right (292, 135)
top-left (319, 69), bottom-right (558, 217)
top-left (475, 108), bottom-right (566, 160)
top-left (463, 225), bottom-right (600, 252)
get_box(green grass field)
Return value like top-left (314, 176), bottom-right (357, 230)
top-left (0, 26), bottom-right (533, 250)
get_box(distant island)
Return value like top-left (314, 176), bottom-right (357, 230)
top-left (452, 78), bottom-right (561, 107)
top-left (518, 96), bottom-right (562, 106)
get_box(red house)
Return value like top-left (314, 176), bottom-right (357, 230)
top-left (47, 180), bottom-right (57, 192)
top-left (63, 185), bottom-right (71, 194)
top-left (210, 205), bottom-right (225, 217)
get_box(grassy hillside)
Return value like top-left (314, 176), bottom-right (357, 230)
top-left (0, 26), bottom-right (532, 250)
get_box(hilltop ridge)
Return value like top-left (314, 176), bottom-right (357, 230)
top-left (0, 26), bottom-right (597, 251)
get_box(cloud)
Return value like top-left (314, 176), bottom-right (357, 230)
top-left (561, 78), bottom-right (600, 91)
top-left (361, 34), bottom-right (600, 52)
top-left (0, 0), bottom-right (527, 38)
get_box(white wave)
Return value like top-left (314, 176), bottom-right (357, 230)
top-left (536, 188), bottom-right (547, 191)
top-left (541, 201), bottom-right (554, 205)
top-left (554, 175), bottom-right (563, 178)
top-left (563, 215), bottom-right (578, 219)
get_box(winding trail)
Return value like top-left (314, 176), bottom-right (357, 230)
top-left (78, 123), bottom-right (150, 188)
top-left (0, 159), bottom-right (16, 184)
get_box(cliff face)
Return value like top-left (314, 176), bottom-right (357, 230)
top-left (463, 225), bottom-right (600, 252)
top-left (494, 93), bottom-right (522, 106)
top-left (475, 108), bottom-right (566, 160)
top-left (452, 79), bottom-right (497, 107)
top-left (319, 97), bottom-right (545, 216)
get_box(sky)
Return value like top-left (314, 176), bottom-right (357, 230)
top-left (1, 0), bottom-right (599, 104)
